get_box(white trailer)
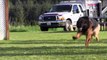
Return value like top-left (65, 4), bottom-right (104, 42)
top-left (85, 0), bottom-right (102, 18)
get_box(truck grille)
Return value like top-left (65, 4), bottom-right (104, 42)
top-left (44, 16), bottom-right (56, 21)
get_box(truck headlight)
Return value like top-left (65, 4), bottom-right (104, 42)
top-left (58, 16), bottom-right (65, 20)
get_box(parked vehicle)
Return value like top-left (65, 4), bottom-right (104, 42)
top-left (38, 1), bottom-right (85, 31)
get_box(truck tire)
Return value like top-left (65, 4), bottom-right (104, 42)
top-left (64, 20), bottom-right (73, 31)
top-left (40, 27), bottom-right (48, 31)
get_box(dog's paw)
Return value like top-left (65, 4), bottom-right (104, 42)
top-left (72, 36), bottom-right (77, 40)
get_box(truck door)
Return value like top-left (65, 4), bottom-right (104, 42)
top-left (72, 5), bottom-right (82, 25)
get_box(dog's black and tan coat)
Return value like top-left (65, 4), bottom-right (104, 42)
top-left (73, 16), bottom-right (100, 47)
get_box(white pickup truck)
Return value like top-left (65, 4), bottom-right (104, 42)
top-left (39, 1), bottom-right (85, 31)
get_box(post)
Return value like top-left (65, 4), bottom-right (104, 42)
top-left (5, 0), bottom-right (9, 40)
top-left (0, 0), bottom-right (9, 40)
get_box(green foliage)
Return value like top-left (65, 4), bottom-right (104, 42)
top-left (9, 25), bottom-right (40, 32)
top-left (9, 0), bottom-right (25, 26)
top-left (9, 25), bottom-right (64, 32)
top-left (9, 0), bottom-right (67, 26)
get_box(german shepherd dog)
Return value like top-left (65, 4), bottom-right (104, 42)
top-left (72, 16), bottom-right (100, 47)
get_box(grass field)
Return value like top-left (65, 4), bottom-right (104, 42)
top-left (0, 31), bottom-right (107, 60)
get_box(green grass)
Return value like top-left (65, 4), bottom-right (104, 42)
top-left (9, 25), bottom-right (64, 32)
top-left (9, 25), bottom-right (40, 32)
top-left (0, 31), bottom-right (107, 60)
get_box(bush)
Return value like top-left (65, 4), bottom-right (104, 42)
top-left (9, 25), bottom-right (40, 32)
top-left (9, 0), bottom-right (67, 26)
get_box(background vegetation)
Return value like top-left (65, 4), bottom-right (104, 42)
top-left (9, 0), bottom-right (68, 26)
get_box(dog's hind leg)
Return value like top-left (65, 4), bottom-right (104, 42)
top-left (94, 32), bottom-right (100, 42)
top-left (95, 34), bottom-right (99, 42)
top-left (94, 24), bottom-right (100, 42)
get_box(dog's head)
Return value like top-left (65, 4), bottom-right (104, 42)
top-left (77, 16), bottom-right (90, 32)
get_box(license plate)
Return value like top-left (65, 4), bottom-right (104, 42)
top-left (47, 22), bottom-right (51, 25)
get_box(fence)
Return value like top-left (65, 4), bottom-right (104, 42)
top-left (100, 18), bottom-right (107, 31)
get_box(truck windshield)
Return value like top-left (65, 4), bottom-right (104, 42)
top-left (50, 5), bottom-right (72, 12)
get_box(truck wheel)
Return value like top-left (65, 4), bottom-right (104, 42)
top-left (64, 20), bottom-right (73, 31)
top-left (40, 27), bottom-right (48, 31)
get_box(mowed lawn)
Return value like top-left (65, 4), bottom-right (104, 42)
top-left (0, 31), bottom-right (107, 60)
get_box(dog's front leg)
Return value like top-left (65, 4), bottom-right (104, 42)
top-left (72, 32), bottom-right (82, 40)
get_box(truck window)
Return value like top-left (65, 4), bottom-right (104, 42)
top-left (73, 5), bottom-right (79, 13)
top-left (50, 5), bottom-right (72, 12)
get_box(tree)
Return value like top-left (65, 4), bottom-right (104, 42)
top-left (9, 0), bottom-right (67, 26)
top-left (15, 0), bottom-right (25, 25)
